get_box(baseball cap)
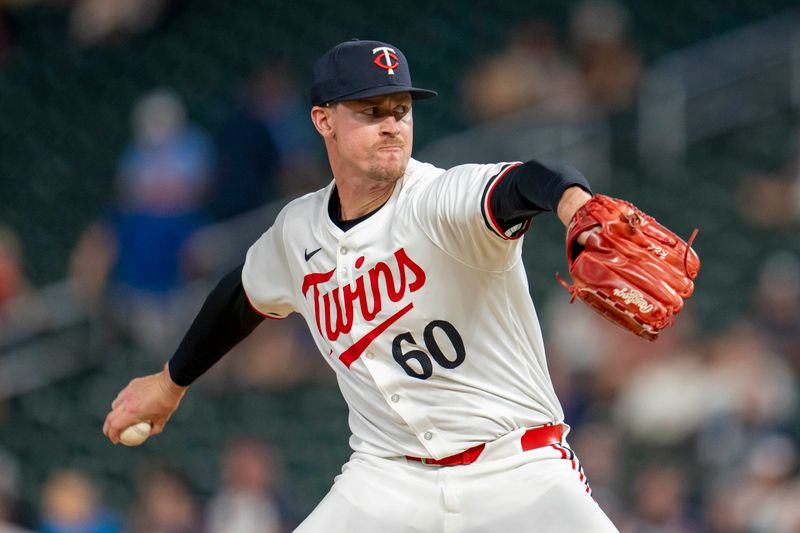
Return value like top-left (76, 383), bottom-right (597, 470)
top-left (310, 39), bottom-right (438, 106)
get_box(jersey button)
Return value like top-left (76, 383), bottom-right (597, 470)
top-left (390, 394), bottom-right (400, 403)
top-left (365, 352), bottom-right (374, 360)
top-left (423, 431), bottom-right (433, 441)
top-left (340, 247), bottom-right (348, 255)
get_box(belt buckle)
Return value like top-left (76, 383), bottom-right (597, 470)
top-left (421, 458), bottom-right (429, 465)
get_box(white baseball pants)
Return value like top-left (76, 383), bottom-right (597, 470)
top-left (294, 427), bottom-right (619, 532)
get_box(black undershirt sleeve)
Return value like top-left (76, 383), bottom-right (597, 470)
top-left (489, 160), bottom-right (592, 232)
top-left (168, 264), bottom-right (265, 386)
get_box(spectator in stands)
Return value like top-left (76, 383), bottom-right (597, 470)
top-left (248, 63), bottom-right (326, 197)
top-left (743, 435), bottom-right (800, 532)
top-left (736, 170), bottom-right (797, 227)
top-left (736, 127), bottom-right (800, 228)
top-left (67, 222), bottom-right (117, 314)
top-left (613, 342), bottom-right (715, 446)
top-left (568, 0), bottom-right (642, 113)
top-left (128, 464), bottom-right (201, 533)
top-left (751, 251), bottom-right (800, 372)
top-left (118, 88), bottom-right (212, 218)
top-left (197, 313), bottom-right (329, 389)
top-left (210, 66), bottom-right (284, 221)
top-left (704, 481), bottom-right (747, 533)
top-left (705, 323), bottom-right (798, 431)
top-left (69, 0), bottom-right (186, 47)
top-left (460, 19), bottom-right (588, 123)
top-left (0, 448), bottom-right (33, 532)
top-left (0, 224), bottom-right (50, 344)
top-left (206, 437), bottom-right (298, 533)
top-left (0, 224), bottom-right (28, 315)
top-left (39, 470), bottom-right (120, 533)
top-left (705, 435), bottom-right (800, 532)
top-left (70, 88), bottom-right (214, 354)
top-left (628, 463), bottom-right (698, 532)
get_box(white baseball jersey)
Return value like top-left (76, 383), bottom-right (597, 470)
top-left (242, 158), bottom-right (564, 460)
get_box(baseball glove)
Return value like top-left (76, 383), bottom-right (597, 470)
top-left (556, 194), bottom-right (700, 341)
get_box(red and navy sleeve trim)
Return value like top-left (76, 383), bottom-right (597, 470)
top-left (481, 159), bottom-right (592, 240)
top-left (480, 163), bottom-right (531, 241)
top-left (243, 286), bottom-right (287, 320)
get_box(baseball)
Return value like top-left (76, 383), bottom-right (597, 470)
top-left (119, 421), bottom-right (152, 446)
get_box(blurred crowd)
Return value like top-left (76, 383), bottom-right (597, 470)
top-left (736, 126), bottom-right (800, 230)
top-left (65, 67), bottom-right (324, 359)
top-left (461, 0), bottom-right (642, 123)
top-left (0, 64), bottom-right (325, 373)
top-left (1, 435), bottom-right (300, 532)
top-left (1, 1), bottom-right (799, 532)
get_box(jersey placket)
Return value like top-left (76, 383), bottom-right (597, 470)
top-left (334, 240), bottom-right (358, 349)
top-left (359, 354), bottom-right (449, 458)
top-left (334, 234), bottom-right (448, 459)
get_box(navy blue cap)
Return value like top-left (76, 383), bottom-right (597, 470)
top-left (310, 39), bottom-right (438, 106)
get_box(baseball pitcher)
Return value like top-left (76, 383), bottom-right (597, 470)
top-left (103, 39), bottom-right (698, 532)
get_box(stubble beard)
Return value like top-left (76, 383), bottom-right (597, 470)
top-left (367, 143), bottom-right (411, 183)
top-left (367, 163), bottom-right (408, 183)
top-left (367, 157), bottom-right (408, 183)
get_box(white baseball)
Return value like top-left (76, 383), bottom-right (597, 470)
top-left (119, 421), bottom-right (152, 446)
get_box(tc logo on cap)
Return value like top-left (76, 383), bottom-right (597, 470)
top-left (309, 40), bottom-right (437, 105)
top-left (372, 46), bottom-right (399, 75)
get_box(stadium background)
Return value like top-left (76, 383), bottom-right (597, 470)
top-left (1, 0), bottom-right (799, 531)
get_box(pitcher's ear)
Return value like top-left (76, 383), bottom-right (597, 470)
top-left (311, 105), bottom-right (334, 137)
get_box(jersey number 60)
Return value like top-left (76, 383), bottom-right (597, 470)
top-left (392, 320), bottom-right (466, 380)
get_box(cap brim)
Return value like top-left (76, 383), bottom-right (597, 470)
top-left (327, 85), bottom-right (438, 104)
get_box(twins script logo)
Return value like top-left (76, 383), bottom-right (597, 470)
top-left (301, 248), bottom-right (426, 367)
top-left (372, 46), bottom-right (399, 75)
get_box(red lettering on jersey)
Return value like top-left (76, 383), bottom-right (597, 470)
top-left (322, 286), bottom-right (354, 340)
top-left (300, 248), bottom-right (427, 364)
top-left (349, 276), bottom-right (380, 322)
top-left (302, 268), bottom-right (336, 336)
top-left (339, 302), bottom-right (413, 367)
